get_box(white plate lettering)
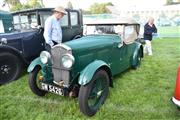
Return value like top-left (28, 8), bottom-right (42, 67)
top-left (41, 83), bottom-right (64, 96)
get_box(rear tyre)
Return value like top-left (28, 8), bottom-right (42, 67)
top-left (78, 70), bottom-right (109, 116)
top-left (29, 66), bottom-right (47, 96)
top-left (132, 49), bottom-right (142, 69)
top-left (0, 52), bottom-right (22, 84)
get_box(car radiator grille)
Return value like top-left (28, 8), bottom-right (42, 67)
top-left (51, 44), bottom-right (72, 87)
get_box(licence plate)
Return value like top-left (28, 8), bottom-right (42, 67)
top-left (41, 83), bottom-right (64, 96)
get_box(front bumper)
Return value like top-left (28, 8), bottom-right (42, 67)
top-left (172, 97), bottom-right (180, 107)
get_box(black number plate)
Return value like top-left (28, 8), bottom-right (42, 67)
top-left (41, 83), bottom-right (64, 96)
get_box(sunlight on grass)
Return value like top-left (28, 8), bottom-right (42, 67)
top-left (0, 38), bottom-right (180, 119)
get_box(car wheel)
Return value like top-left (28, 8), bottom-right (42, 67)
top-left (29, 66), bottom-right (47, 96)
top-left (0, 52), bottom-right (22, 84)
top-left (132, 49), bottom-right (142, 69)
top-left (78, 70), bottom-right (109, 116)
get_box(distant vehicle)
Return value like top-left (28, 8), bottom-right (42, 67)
top-left (158, 18), bottom-right (171, 26)
top-left (0, 10), bottom-right (13, 33)
top-left (172, 16), bottom-right (180, 26)
top-left (0, 8), bottom-right (83, 84)
top-left (28, 18), bottom-right (143, 116)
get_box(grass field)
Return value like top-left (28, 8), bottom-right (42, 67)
top-left (157, 26), bottom-right (180, 37)
top-left (0, 38), bottom-right (180, 120)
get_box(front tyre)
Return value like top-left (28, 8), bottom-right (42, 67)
top-left (29, 66), bottom-right (47, 96)
top-left (0, 52), bottom-right (22, 84)
top-left (78, 70), bottom-right (109, 116)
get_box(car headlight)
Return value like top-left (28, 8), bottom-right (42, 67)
top-left (61, 54), bottom-right (75, 69)
top-left (40, 51), bottom-right (51, 64)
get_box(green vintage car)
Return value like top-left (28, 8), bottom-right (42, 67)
top-left (0, 10), bottom-right (13, 33)
top-left (28, 18), bottom-right (143, 116)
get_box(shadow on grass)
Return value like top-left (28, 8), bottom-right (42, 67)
top-left (113, 68), bottom-right (132, 82)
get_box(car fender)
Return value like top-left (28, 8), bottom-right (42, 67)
top-left (131, 43), bottom-right (143, 66)
top-left (27, 57), bottom-right (44, 73)
top-left (78, 60), bottom-right (111, 86)
top-left (0, 45), bottom-right (27, 64)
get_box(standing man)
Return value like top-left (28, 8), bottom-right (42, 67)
top-left (143, 17), bottom-right (157, 56)
top-left (43, 6), bottom-right (66, 51)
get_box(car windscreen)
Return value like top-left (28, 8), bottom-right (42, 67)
top-left (39, 11), bottom-right (68, 27)
top-left (13, 13), bottom-right (37, 30)
top-left (84, 24), bottom-right (138, 44)
top-left (84, 25), bottom-right (124, 35)
top-left (39, 11), bottom-right (52, 27)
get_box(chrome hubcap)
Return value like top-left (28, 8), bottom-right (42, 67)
top-left (97, 90), bottom-right (103, 97)
top-left (1, 65), bottom-right (10, 74)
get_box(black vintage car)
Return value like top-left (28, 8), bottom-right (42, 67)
top-left (0, 8), bottom-right (83, 84)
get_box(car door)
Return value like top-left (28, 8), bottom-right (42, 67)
top-left (62, 10), bottom-right (82, 42)
top-left (0, 20), bottom-right (5, 33)
top-left (69, 10), bottom-right (83, 40)
top-left (123, 25), bottom-right (139, 62)
top-left (111, 25), bottom-right (138, 75)
top-left (111, 36), bottom-right (128, 75)
top-left (61, 12), bottom-right (71, 42)
top-left (21, 13), bottom-right (45, 61)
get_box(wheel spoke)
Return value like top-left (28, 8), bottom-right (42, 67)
top-left (36, 70), bottom-right (43, 88)
top-left (88, 76), bottom-right (107, 109)
top-left (0, 61), bottom-right (16, 82)
top-left (78, 70), bottom-right (109, 116)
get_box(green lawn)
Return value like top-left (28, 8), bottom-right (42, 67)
top-left (0, 38), bottom-right (180, 120)
top-left (157, 26), bottom-right (180, 37)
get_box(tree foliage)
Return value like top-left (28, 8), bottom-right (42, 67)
top-left (166, 0), bottom-right (180, 5)
top-left (89, 2), bottom-right (113, 14)
top-left (67, 1), bottom-right (73, 9)
top-left (3, 0), bottom-right (43, 11)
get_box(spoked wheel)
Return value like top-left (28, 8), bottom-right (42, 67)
top-left (132, 49), bottom-right (142, 69)
top-left (0, 52), bottom-right (22, 84)
top-left (29, 66), bottom-right (47, 96)
top-left (78, 70), bottom-right (109, 116)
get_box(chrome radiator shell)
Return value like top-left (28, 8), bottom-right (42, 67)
top-left (51, 44), bottom-right (72, 86)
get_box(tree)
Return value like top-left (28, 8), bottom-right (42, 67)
top-left (2, 0), bottom-right (43, 11)
top-left (3, 0), bottom-right (22, 11)
top-left (82, 10), bottom-right (91, 15)
top-left (89, 2), bottom-right (113, 14)
top-left (166, 0), bottom-right (180, 5)
top-left (166, 0), bottom-right (173, 5)
top-left (67, 1), bottom-right (73, 9)
top-left (27, 0), bottom-right (42, 8)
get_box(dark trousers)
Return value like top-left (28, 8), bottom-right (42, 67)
top-left (45, 41), bottom-right (58, 53)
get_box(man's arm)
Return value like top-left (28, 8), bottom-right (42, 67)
top-left (43, 18), bottom-right (54, 47)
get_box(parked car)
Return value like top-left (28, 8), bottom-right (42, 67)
top-left (0, 10), bottom-right (13, 33)
top-left (28, 18), bottom-right (143, 116)
top-left (172, 65), bottom-right (180, 109)
top-left (157, 18), bottom-right (171, 26)
top-left (172, 16), bottom-right (180, 26)
top-left (0, 8), bottom-right (83, 84)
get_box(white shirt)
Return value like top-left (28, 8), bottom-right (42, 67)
top-left (43, 15), bottom-right (62, 47)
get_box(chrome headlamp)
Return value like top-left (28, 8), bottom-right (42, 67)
top-left (40, 51), bottom-right (51, 64)
top-left (61, 54), bottom-right (75, 69)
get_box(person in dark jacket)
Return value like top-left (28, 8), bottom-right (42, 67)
top-left (144, 17), bottom-right (157, 55)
